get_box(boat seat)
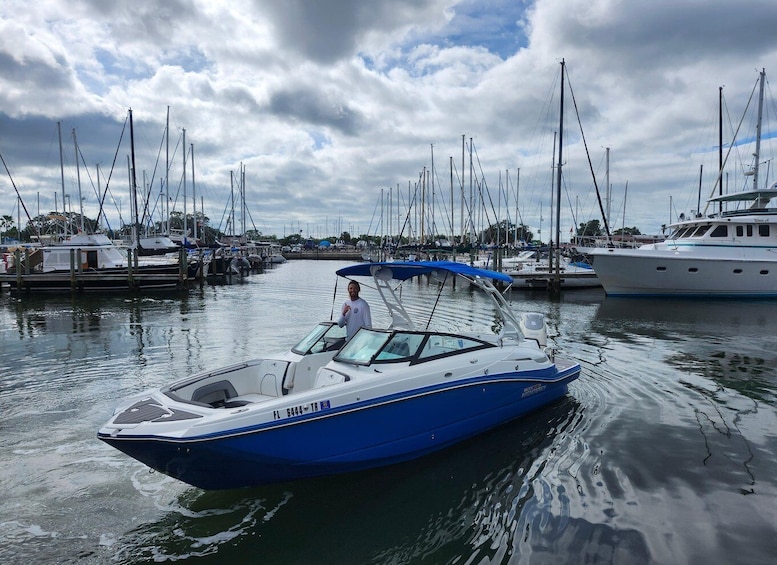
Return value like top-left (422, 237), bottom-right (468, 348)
top-left (192, 380), bottom-right (239, 407)
top-left (229, 393), bottom-right (277, 405)
top-left (226, 374), bottom-right (283, 406)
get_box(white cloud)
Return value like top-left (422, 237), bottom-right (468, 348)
top-left (2, 0), bottom-right (777, 240)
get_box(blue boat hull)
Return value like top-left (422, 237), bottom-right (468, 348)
top-left (99, 366), bottom-right (579, 490)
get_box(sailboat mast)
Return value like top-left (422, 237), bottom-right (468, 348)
top-left (240, 162), bottom-right (247, 236)
top-left (420, 167), bottom-right (425, 245)
top-left (460, 134), bottom-right (465, 246)
top-left (551, 58), bottom-right (565, 289)
top-left (73, 128), bottom-right (84, 233)
top-left (549, 131), bottom-right (556, 247)
top-left (450, 155), bottom-right (455, 257)
top-left (515, 167), bottom-right (520, 246)
top-left (165, 106), bottom-right (170, 235)
top-left (191, 142), bottom-right (196, 241)
top-left (753, 68), bottom-right (765, 190)
top-left (182, 128), bottom-right (187, 242)
top-left (717, 86), bottom-right (723, 214)
top-left (555, 60), bottom-right (564, 259)
top-left (58, 121), bottom-right (67, 239)
top-left (605, 147), bottom-right (610, 227)
top-left (469, 137), bottom-right (474, 246)
top-left (718, 86), bottom-right (723, 201)
top-left (129, 109), bottom-right (140, 249)
top-left (229, 170), bottom-right (234, 237)
top-left (430, 143), bottom-right (435, 243)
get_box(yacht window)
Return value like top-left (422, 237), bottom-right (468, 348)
top-left (656, 266), bottom-right (667, 272)
top-left (418, 334), bottom-right (488, 359)
top-left (758, 224), bottom-right (770, 237)
top-left (736, 226), bottom-right (744, 237)
top-left (678, 228), bottom-right (694, 238)
top-left (690, 225), bottom-right (710, 237)
top-left (733, 269), bottom-right (743, 274)
top-left (709, 225), bottom-right (727, 237)
top-left (688, 267), bottom-right (699, 273)
top-left (747, 225), bottom-right (753, 237)
top-left (760, 270), bottom-right (769, 275)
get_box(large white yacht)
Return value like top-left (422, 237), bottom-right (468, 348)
top-left (589, 186), bottom-right (777, 297)
top-left (590, 69), bottom-right (777, 298)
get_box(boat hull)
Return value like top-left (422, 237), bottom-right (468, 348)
top-left (591, 248), bottom-right (777, 297)
top-left (99, 365), bottom-right (578, 490)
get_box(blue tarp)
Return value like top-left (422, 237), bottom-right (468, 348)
top-left (336, 260), bottom-right (513, 284)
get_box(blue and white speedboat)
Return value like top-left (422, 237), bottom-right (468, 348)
top-left (98, 261), bottom-right (580, 490)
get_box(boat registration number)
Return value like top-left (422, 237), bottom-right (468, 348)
top-left (273, 400), bottom-right (331, 420)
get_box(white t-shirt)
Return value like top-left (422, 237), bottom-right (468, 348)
top-left (338, 297), bottom-right (372, 340)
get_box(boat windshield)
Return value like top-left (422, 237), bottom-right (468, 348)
top-left (335, 329), bottom-right (392, 364)
top-left (291, 322), bottom-right (347, 355)
top-left (335, 329), bottom-right (492, 365)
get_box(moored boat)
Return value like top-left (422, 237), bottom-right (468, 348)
top-left (2, 233), bottom-right (198, 291)
top-left (589, 186), bottom-right (777, 297)
top-left (504, 252), bottom-right (600, 289)
top-left (589, 69), bottom-right (777, 298)
top-left (97, 260), bottom-right (581, 490)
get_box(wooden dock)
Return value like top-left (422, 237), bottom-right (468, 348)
top-left (284, 250), bottom-right (365, 261)
top-left (0, 270), bottom-right (192, 292)
top-left (0, 247), bottom-right (198, 293)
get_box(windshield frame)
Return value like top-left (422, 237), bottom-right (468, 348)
top-left (291, 322), bottom-right (347, 355)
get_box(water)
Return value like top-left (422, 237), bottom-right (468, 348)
top-left (1, 261), bottom-right (776, 564)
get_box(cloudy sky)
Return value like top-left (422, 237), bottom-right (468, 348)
top-left (2, 0), bottom-right (777, 243)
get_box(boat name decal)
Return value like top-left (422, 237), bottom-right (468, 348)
top-left (273, 400), bottom-right (331, 420)
top-left (521, 383), bottom-right (547, 398)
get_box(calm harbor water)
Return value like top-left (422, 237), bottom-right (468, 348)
top-left (1, 260), bottom-right (776, 564)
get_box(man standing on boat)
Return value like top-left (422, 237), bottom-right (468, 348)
top-left (338, 280), bottom-right (372, 340)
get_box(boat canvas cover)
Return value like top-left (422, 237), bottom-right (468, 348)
top-left (336, 260), bottom-right (513, 283)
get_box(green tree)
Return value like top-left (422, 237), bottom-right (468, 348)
top-left (577, 220), bottom-right (602, 237)
top-left (479, 220), bottom-right (534, 246)
top-left (0, 214), bottom-right (14, 237)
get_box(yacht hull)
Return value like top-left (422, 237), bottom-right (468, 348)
top-left (591, 249), bottom-right (777, 297)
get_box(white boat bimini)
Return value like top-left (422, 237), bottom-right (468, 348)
top-left (98, 261), bottom-right (580, 490)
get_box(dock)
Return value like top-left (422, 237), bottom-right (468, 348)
top-left (0, 270), bottom-right (192, 292)
top-left (285, 250), bottom-right (365, 261)
top-left (0, 247), bottom-right (198, 293)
